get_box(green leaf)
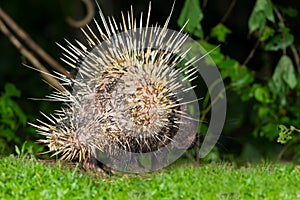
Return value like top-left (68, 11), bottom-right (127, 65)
top-left (231, 66), bottom-right (254, 89)
top-left (258, 106), bottom-right (269, 118)
top-left (248, 0), bottom-right (275, 34)
top-left (233, 72), bottom-right (254, 89)
top-left (264, 28), bottom-right (294, 51)
top-left (269, 55), bottom-right (296, 95)
top-left (15, 145), bottom-right (21, 156)
top-left (260, 123), bottom-right (279, 140)
top-left (4, 83), bottom-right (21, 98)
top-left (219, 58), bottom-right (239, 71)
top-left (8, 100), bottom-right (27, 126)
top-left (177, 0), bottom-right (203, 38)
top-left (198, 41), bottom-right (224, 66)
top-left (281, 56), bottom-right (297, 89)
top-left (218, 58), bottom-right (238, 79)
top-left (279, 6), bottom-right (298, 18)
top-left (240, 83), bottom-right (257, 101)
top-left (2, 129), bottom-right (18, 143)
top-left (249, 11), bottom-right (266, 34)
top-left (210, 23), bottom-right (232, 42)
top-left (259, 26), bottom-right (275, 42)
top-left (217, 57), bottom-right (254, 88)
top-left (254, 87), bottom-right (270, 103)
top-left (263, 0), bottom-right (275, 22)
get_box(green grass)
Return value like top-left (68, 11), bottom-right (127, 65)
top-left (0, 155), bottom-right (300, 200)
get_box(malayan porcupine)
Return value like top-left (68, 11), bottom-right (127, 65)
top-left (31, 2), bottom-right (204, 173)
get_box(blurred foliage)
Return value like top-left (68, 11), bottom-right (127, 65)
top-left (178, 0), bottom-right (300, 163)
top-left (0, 83), bottom-right (24, 154)
top-left (0, 0), bottom-right (300, 163)
top-left (0, 83), bottom-right (43, 155)
top-left (178, 0), bottom-right (204, 38)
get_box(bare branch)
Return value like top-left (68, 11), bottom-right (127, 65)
top-left (242, 37), bottom-right (260, 66)
top-left (274, 7), bottom-right (286, 55)
top-left (220, 0), bottom-right (237, 23)
top-left (0, 7), bottom-right (69, 77)
top-left (291, 45), bottom-right (300, 74)
top-left (0, 19), bottom-right (66, 92)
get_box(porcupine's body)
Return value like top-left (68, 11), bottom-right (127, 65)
top-left (32, 2), bottom-right (199, 172)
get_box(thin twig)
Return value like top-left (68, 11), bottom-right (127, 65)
top-left (66, 0), bottom-right (95, 27)
top-left (0, 19), bottom-right (65, 92)
top-left (274, 7), bottom-right (286, 55)
top-left (204, 0), bottom-right (237, 42)
top-left (291, 45), bottom-right (300, 74)
top-left (242, 37), bottom-right (260, 66)
top-left (220, 0), bottom-right (237, 23)
top-left (0, 7), bottom-right (69, 77)
top-left (274, 7), bottom-right (300, 73)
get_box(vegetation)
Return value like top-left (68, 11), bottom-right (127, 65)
top-left (177, 0), bottom-right (300, 163)
top-left (0, 83), bottom-right (43, 155)
top-left (1, 155), bottom-right (300, 199)
top-left (0, 83), bottom-right (26, 154)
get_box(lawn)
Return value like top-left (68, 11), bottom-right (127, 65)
top-left (0, 155), bottom-right (299, 200)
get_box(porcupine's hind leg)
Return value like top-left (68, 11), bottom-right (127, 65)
top-left (83, 155), bottom-right (110, 175)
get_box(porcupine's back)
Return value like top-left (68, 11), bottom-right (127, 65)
top-left (32, 2), bottom-right (200, 172)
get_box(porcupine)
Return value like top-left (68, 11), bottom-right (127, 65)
top-left (31, 1), bottom-right (200, 173)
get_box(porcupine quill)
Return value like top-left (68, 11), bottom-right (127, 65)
top-left (31, 1), bottom-right (200, 172)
